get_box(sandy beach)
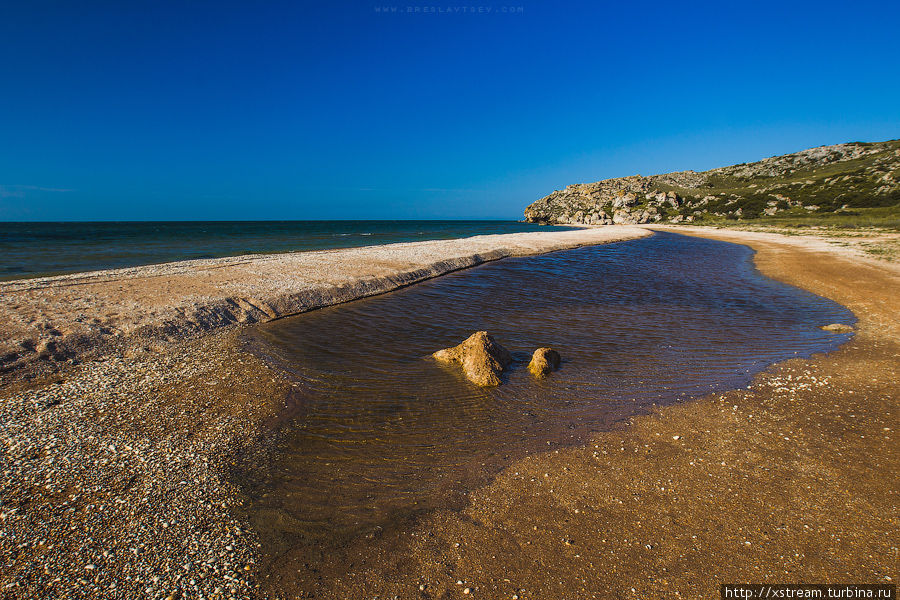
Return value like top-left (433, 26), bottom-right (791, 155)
top-left (5, 1), bottom-right (897, 598)
top-left (1, 225), bottom-right (897, 599)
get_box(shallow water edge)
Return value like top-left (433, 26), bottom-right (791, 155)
top-left (236, 231), bottom-right (856, 590)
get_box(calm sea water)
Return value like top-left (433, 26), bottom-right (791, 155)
top-left (0, 220), bottom-right (572, 280)
top-left (239, 232), bottom-right (854, 589)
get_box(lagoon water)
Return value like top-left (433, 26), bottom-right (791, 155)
top-left (0, 220), bottom-right (570, 280)
top-left (240, 232), bottom-right (854, 573)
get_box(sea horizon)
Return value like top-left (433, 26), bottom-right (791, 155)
top-left (0, 217), bottom-right (524, 223)
top-left (2, 1), bottom-right (896, 596)
top-left (0, 219), bottom-right (573, 281)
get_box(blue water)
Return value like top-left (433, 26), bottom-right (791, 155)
top-left (0, 220), bottom-right (574, 280)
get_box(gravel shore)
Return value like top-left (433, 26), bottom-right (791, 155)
top-left (0, 227), bottom-right (649, 599)
top-left (0, 332), bottom-right (290, 599)
top-left (2, 226), bottom-right (895, 599)
top-left (0, 226), bottom-right (648, 385)
top-left (269, 226), bottom-right (897, 600)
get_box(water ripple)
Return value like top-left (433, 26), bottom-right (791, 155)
top-left (240, 231), bottom-right (853, 556)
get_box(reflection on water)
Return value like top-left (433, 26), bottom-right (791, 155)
top-left (238, 232), bottom-right (853, 574)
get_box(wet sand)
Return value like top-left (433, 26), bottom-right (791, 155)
top-left (262, 226), bottom-right (898, 599)
top-left (1, 225), bottom-right (896, 599)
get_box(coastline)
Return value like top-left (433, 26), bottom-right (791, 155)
top-left (0, 226), bottom-right (648, 599)
top-left (0, 225), bottom-right (896, 599)
top-left (260, 226), bottom-right (898, 598)
top-left (0, 226), bottom-right (648, 386)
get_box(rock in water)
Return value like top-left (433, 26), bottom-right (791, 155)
top-left (528, 347), bottom-right (561, 378)
top-left (820, 323), bottom-right (854, 333)
top-left (432, 331), bottom-right (512, 386)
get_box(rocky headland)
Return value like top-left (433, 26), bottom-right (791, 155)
top-left (524, 139), bottom-right (900, 225)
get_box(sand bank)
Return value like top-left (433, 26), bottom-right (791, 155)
top-left (0, 226), bottom-right (649, 383)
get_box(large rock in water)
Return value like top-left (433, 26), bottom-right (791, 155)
top-left (528, 347), bottom-right (561, 377)
top-left (432, 331), bottom-right (512, 387)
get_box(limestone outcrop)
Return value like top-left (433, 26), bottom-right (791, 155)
top-left (432, 331), bottom-right (512, 387)
top-left (524, 140), bottom-right (900, 225)
top-left (820, 323), bottom-right (854, 333)
top-left (527, 347), bottom-right (561, 378)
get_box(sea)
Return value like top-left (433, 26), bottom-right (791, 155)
top-left (0, 220), bottom-right (573, 280)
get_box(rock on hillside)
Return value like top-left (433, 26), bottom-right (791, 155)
top-left (524, 140), bottom-right (900, 225)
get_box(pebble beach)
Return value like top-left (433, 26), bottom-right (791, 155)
top-left (0, 227), bottom-right (649, 599)
top-left (0, 225), bottom-right (896, 599)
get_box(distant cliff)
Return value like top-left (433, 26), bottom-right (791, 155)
top-left (523, 139), bottom-right (900, 225)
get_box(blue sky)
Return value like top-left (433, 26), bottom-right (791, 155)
top-left (1, 0), bottom-right (898, 221)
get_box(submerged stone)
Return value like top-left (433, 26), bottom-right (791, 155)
top-left (432, 331), bottom-right (512, 386)
top-left (820, 323), bottom-right (854, 333)
top-left (528, 347), bottom-right (561, 378)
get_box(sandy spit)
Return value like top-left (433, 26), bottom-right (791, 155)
top-left (0, 226), bottom-right (650, 384)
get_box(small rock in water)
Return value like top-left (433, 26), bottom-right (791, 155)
top-left (820, 323), bottom-right (854, 333)
top-left (527, 347), bottom-right (561, 378)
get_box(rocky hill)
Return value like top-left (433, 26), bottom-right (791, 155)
top-left (523, 139), bottom-right (900, 225)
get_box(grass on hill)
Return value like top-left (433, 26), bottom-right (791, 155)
top-left (651, 139), bottom-right (900, 229)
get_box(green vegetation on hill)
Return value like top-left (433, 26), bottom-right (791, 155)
top-left (523, 139), bottom-right (900, 230)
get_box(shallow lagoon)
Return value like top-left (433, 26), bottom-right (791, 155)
top-left (240, 232), bottom-right (853, 569)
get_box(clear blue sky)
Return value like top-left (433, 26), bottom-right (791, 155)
top-left (1, 0), bottom-right (898, 221)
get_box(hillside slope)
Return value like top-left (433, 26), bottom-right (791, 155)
top-left (523, 139), bottom-right (900, 226)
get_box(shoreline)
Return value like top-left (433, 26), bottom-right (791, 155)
top-left (258, 226), bottom-right (898, 598)
top-left (0, 221), bottom-right (582, 284)
top-left (0, 226), bottom-right (647, 599)
top-left (0, 226), bottom-right (648, 385)
top-left (1, 226), bottom-right (896, 599)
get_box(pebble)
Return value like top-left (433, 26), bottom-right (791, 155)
top-left (0, 337), bottom-right (265, 598)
